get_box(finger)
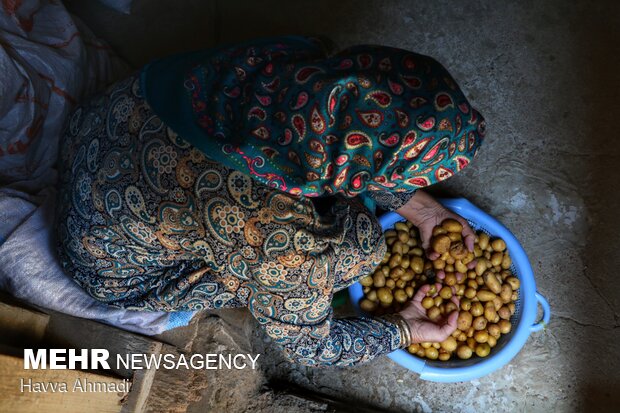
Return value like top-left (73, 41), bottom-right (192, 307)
top-left (413, 284), bottom-right (431, 302)
top-left (450, 295), bottom-right (460, 307)
top-left (454, 216), bottom-right (476, 252)
top-left (436, 270), bottom-right (446, 280)
top-left (439, 311), bottom-right (459, 337)
top-left (426, 249), bottom-right (440, 260)
top-left (464, 234), bottom-right (475, 252)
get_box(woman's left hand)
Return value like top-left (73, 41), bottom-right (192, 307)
top-left (398, 283), bottom-right (459, 344)
top-left (396, 190), bottom-right (475, 260)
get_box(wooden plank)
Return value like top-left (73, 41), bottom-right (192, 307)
top-left (0, 297), bottom-right (50, 348)
top-left (0, 354), bottom-right (126, 413)
top-left (44, 312), bottom-right (160, 379)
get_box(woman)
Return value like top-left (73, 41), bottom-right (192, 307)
top-left (56, 36), bottom-right (485, 367)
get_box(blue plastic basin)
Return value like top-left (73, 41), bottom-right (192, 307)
top-left (348, 198), bottom-right (550, 382)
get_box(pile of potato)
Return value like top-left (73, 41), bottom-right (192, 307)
top-left (358, 218), bottom-right (520, 361)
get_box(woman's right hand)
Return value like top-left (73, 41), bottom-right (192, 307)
top-left (398, 283), bottom-right (459, 343)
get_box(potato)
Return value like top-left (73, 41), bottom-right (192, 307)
top-left (433, 296), bottom-right (443, 307)
top-left (407, 343), bottom-right (420, 354)
top-left (457, 311), bottom-right (473, 330)
top-left (411, 247), bottom-right (424, 257)
top-left (389, 267), bottom-right (404, 279)
top-left (438, 352), bottom-right (451, 361)
top-left (501, 253), bottom-right (512, 269)
top-left (473, 316), bottom-right (488, 331)
top-left (421, 297), bottom-right (434, 309)
top-left (505, 276), bottom-right (520, 290)
top-left (500, 284), bottom-right (513, 303)
top-left (457, 345), bottom-right (473, 360)
top-left (498, 306), bottom-right (511, 320)
top-left (455, 284), bottom-right (465, 296)
top-left (360, 276), bottom-right (373, 287)
top-left (394, 222), bottom-right (409, 232)
top-left (477, 290), bottom-right (497, 302)
top-left (442, 219), bottom-right (463, 233)
top-left (372, 272), bottom-right (385, 287)
top-left (394, 289), bottom-right (408, 303)
top-left (455, 260), bottom-right (468, 274)
top-left (439, 286), bottom-right (453, 299)
top-left (491, 239), bottom-right (506, 252)
top-left (411, 256), bottom-right (425, 274)
top-left (508, 303), bottom-right (516, 315)
top-left (400, 255), bottom-right (410, 269)
top-left (460, 297), bottom-right (472, 311)
top-left (441, 336), bottom-right (458, 352)
top-left (416, 349), bottom-right (426, 358)
top-left (425, 347), bottom-right (439, 360)
top-left (467, 337), bottom-right (477, 349)
top-left (385, 279), bottom-right (395, 288)
top-left (445, 264), bottom-right (455, 272)
top-left (420, 342), bottom-right (432, 349)
top-left (433, 259), bottom-right (446, 270)
top-left (484, 302), bottom-right (497, 322)
top-left (406, 286), bottom-right (414, 298)
top-left (478, 233), bottom-right (490, 250)
top-left (445, 301), bottom-right (458, 314)
top-left (444, 273), bottom-right (457, 286)
top-left (474, 245), bottom-right (483, 258)
top-left (377, 287), bottom-right (393, 304)
top-left (450, 242), bottom-right (468, 260)
top-left (432, 226), bottom-right (447, 236)
top-left (475, 343), bottom-right (491, 357)
top-left (448, 232), bottom-right (462, 242)
top-left (360, 299), bottom-right (377, 312)
top-left (427, 306), bottom-right (441, 322)
top-left (487, 335), bottom-right (497, 348)
top-left (366, 290), bottom-right (378, 302)
top-left (401, 269), bottom-right (415, 281)
top-left (487, 323), bottom-right (501, 338)
top-left (498, 319), bottom-right (512, 334)
top-left (490, 252), bottom-right (503, 267)
top-left (483, 271), bottom-right (502, 294)
top-left (470, 302), bottom-right (484, 317)
top-left (431, 234), bottom-right (451, 254)
top-left (397, 230), bottom-right (409, 243)
top-left (475, 259), bottom-right (487, 276)
top-left (457, 332), bottom-right (467, 342)
top-left (474, 330), bottom-right (489, 343)
top-left (464, 287), bottom-right (477, 299)
top-left (388, 254), bottom-right (402, 268)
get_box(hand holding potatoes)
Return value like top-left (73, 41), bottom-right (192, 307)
top-left (395, 191), bottom-right (476, 259)
top-left (397, 283), bottom-right (460, 344)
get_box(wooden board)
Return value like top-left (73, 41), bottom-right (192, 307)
top-left (0, 354), bottom-right (126, 413)
top-left (0, 296), bottom-right (50, 348)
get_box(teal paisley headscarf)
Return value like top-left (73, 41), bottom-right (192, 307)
top-left (151, 37), bottom-right (486, 198)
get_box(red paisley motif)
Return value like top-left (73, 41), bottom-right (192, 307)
top-left (291, 114), bottom-right (306, 140)
top-left (365, 90), bottom-right (392, 108)
top-left (310, 104), bottom-right (326, 134)
top-left (355, 109), bottom-right (384, 128)
top-left (345, 131), bottom-right (372, 149)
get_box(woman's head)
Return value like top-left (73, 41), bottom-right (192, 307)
top-left (185, 37), bottom-right (486, 196)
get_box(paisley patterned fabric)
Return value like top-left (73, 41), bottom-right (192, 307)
top-left (56, 74), bottom-right (402, 367)
top-left (142, 36), bottom-right (486, 206)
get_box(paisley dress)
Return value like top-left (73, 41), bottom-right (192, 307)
top-left (56, 75), bottom-right (401, 367)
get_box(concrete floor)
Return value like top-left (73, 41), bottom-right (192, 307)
top-left (66, 0), bottom-right (620, 411)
